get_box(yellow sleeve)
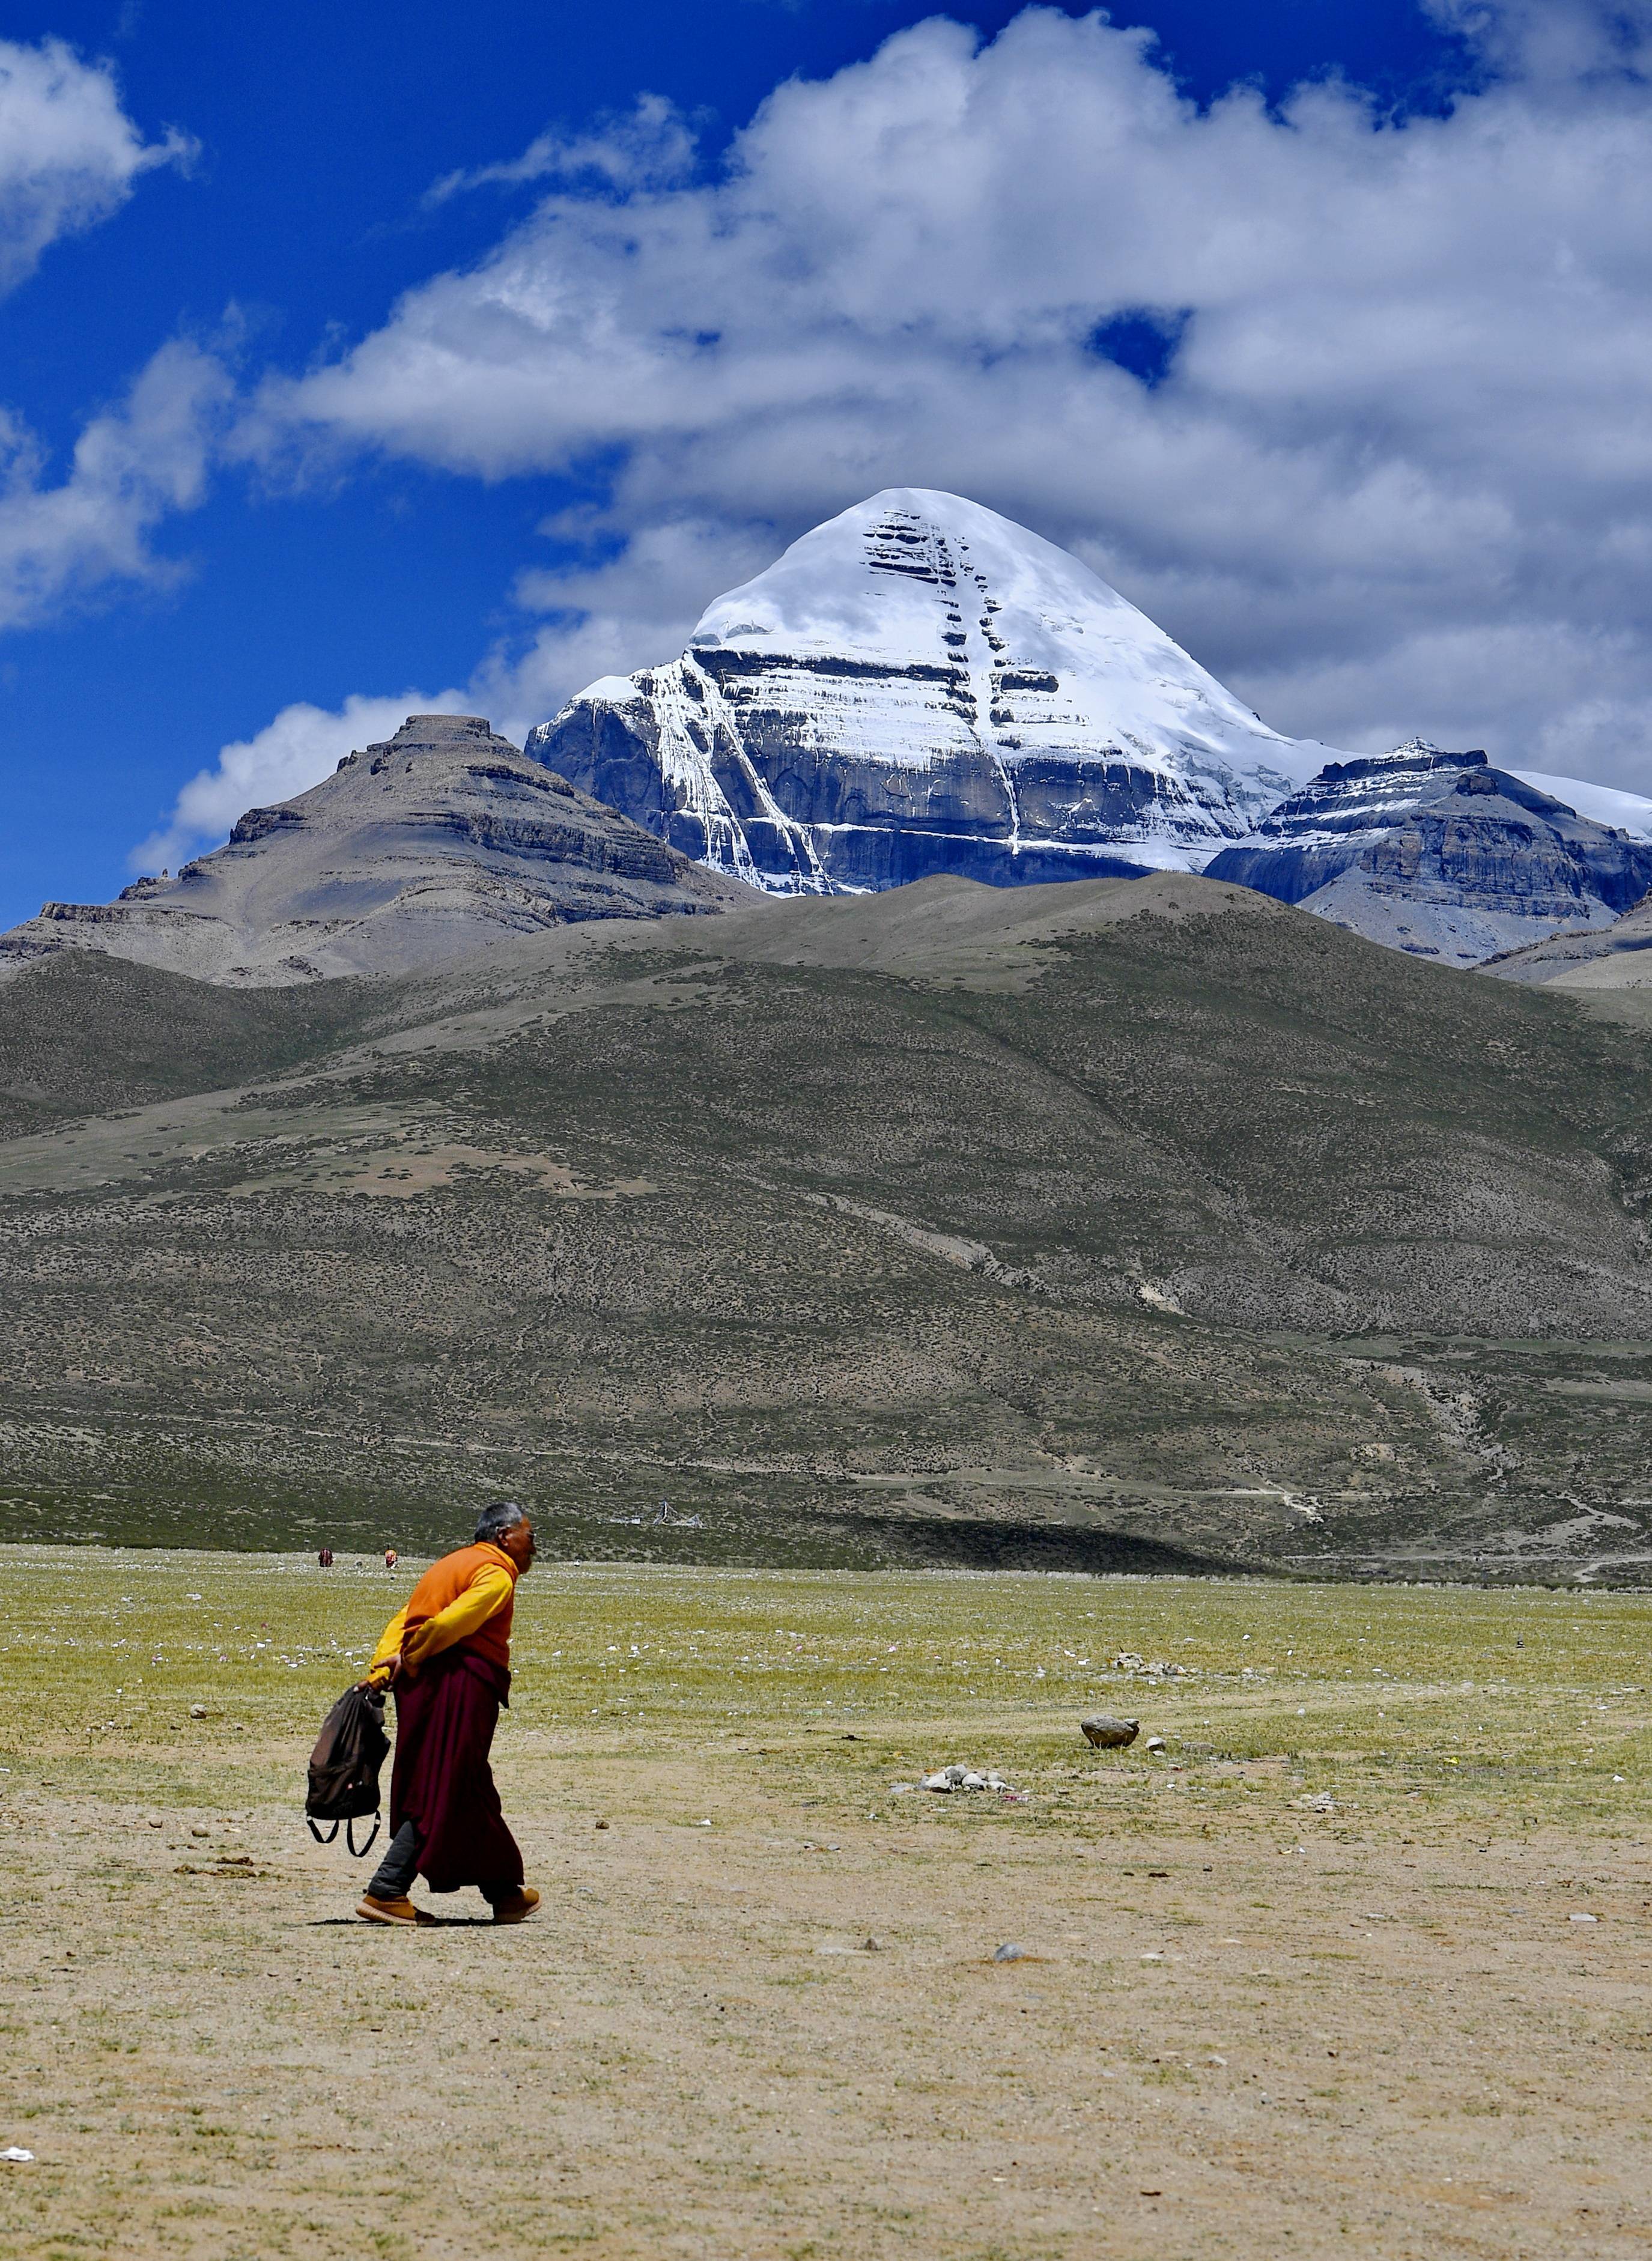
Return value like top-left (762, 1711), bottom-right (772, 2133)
top-left (365, 1606), bottom-right (410, 1686)
top-left (401, 1567), bottom-right (514, 1668)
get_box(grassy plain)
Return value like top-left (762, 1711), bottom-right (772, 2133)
top-left (0, 1549), bottom-right (1649, 2259)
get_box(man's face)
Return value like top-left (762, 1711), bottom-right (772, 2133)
top-left (500, 1517), bottom-right (537, 1572)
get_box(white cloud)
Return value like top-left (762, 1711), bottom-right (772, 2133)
top-left (133, 513), bottom-right (774, 867)
top-left (131, 687), bottom-right (470, 873)
top-left (0, 43), bottom-right (203, 636)
top-left (0, 337), bottom-right (229, 633)
top-left (475, 511), bottom-right (783, 741)
top-left (424, 93), bottom-right (696, 207)
top-left (239, 0), bottom-right (1652, 792)
top-left (1424, 0), bottom-right (1652, 80)
top-left (0, 35), bottom-right (191, 297)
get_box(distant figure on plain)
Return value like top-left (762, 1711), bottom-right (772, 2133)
top-left (318, 1547), bottom-right (334, 1568)
top-left (383, 1547), bottom-right (398, 1571)
top-left (355, 1502), bottom-right (539, 1926)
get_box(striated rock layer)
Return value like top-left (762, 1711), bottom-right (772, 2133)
top-left (1205, 739), bottom-right (1492, 903)
top-left (529, 488), bottom-right (1337, 893)
top-left (1483, 887), bottom-right (1652, 992)
top-left (1, 714), bottom-right (744, 987)
top-left (1207, 742), bottom-right (1652, 967)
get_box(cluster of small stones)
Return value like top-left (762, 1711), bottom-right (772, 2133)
top-left (888, 1762), bottom-right (1026, 1798)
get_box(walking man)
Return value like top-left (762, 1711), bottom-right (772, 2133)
top-left (355, 1501), bottom-right (541, 1926)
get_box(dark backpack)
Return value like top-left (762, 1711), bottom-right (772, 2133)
top-left (305, 1684), bottom-right (389, 1856)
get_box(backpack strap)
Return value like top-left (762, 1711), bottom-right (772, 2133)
top-left (307, 1818), bottom-right (341, 1845)
top-left (347, 1815), bottom-right (381, 1859)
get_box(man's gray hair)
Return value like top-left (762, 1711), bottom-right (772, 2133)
top-left (475, 1500), bottom-right (529, 1546)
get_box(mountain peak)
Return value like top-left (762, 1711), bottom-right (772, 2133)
top-left (693, 488), bottom-right (1158, 667)
top-left (689, 488), bottom-right (1299, 760)
top-left (532, 488), bottom-right (1340, 894)
top-left (1266, 741), bottom-right (1487, 818)
top-left (373, 712), bottom-right (494, 748)
top-left (1207, 742), bottom-right (1652, 964)
top-left (2, 714), bottom-right (743, 986)
top-left (1383, 735), bottom-right (1471, 761)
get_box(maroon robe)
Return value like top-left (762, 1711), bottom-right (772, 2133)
top-left (389, 1648), bottom-right (524, 1895)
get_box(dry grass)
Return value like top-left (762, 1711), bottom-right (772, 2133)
top-left (1, 1549), bottom-right (1648, 2258)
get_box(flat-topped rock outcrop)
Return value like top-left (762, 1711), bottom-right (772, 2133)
top-left (1207, 741), bottom-right (1652, 965)
top-left (1, 714), bottom-right (747, 986)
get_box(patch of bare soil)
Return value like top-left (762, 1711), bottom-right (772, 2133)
top-left (2, 1750), bottom-right (1649, 2258)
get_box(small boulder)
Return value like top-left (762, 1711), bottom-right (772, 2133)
top-left (1081, 1715), bottom-right (1140, 1749)
top-left (1144, 1734), bottom-right (1167, 1755)
top-left (993, 1941), bottom-right (1030, 1962)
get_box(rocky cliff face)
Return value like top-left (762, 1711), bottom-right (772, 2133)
top-left (528, 489), bottom-right (1336, 893)
top-left (1, 714), bottom-right (745, 986)
top-left (1209, 744), bottom-right (1652, 966)
top-left (1204, 740), bottom-right (1492, 903)
top-left (1482, 888), bottom-right (1652, 991)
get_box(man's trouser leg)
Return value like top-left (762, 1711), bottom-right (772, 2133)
top-left (366, 1819), bottom-right (421, 1899)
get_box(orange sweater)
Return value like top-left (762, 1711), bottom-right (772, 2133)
top-left (367, 1542), bottom-right (519, 1681)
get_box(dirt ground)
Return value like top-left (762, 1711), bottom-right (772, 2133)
top-left (0, 1549), bottom-right (1648, 2259)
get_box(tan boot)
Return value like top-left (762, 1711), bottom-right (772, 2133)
top-left (491, 1885), bottom-right (541, 1924)
top-left (356, 1893), bottom-right (434, 1926)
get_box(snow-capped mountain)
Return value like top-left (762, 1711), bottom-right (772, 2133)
top-left (528, 490), bottom-right (1341, 893)
top-left (1207, 741), bottom-right (1652, 966)
top-left (1203, 739), bottom-right (1491, 902)
top-left (1511, 771), bottom-right (1652, 845)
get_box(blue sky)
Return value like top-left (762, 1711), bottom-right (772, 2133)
top-left (2, 0), bottom-right (1651, 926)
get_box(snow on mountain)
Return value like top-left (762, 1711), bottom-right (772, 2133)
top-left (1207, 741), bottom-right (1652, 967)
top-left (528, 490), bottom-right (1344, 894)
top-left (1508, 772), bottom-right (1652, 844)
top-left (1204, 739), bottom-right (1492, 903)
